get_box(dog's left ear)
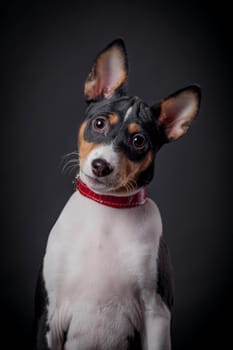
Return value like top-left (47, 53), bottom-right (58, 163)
top-left (84, 39), bottom-right (128, 102)
top-left (152, 85), bottom-right (201, 142)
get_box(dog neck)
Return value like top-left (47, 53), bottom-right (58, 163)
top-left (76, 177), bottom-right (147, 209)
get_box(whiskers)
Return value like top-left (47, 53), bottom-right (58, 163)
top-left (115, 176), bottom-right (138, 194)
top-left (60, 150), bottom-right (80, 176)
top-left (122, 178), bottom-right (138, 193)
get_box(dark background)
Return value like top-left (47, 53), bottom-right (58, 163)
top-left (1, 1), bottom-right (232, 349)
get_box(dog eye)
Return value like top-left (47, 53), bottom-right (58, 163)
top-left (92, 117), bottom-right (109, 134)
top-left (131, 133), bottom-right (146, 150)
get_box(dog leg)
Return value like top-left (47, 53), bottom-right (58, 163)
top-left (143, 313), bottom-right (171, 350)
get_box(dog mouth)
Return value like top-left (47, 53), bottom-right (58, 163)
top-left (83, 173), bottom-right (105, 186)
top-left (80, 171), bottom-right (116, 193)
top-left (80, 171), bottom-right (138, 195)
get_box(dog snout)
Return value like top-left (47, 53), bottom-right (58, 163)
top-left (91, 158), bottom-right (113, 177)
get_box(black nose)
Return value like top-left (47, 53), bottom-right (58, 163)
top-left (91, 158), bottom-right (113, 177)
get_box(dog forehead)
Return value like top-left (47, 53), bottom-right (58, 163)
top-left (85, 96), bottom-right (151, 122)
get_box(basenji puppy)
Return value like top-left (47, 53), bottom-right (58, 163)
top-left (35, 39), bottom-right (201, 350)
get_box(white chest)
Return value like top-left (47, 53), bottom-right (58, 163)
top-left (43, 191), bottom-right (162, 349)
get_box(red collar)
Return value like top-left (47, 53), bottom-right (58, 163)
top-left (76, 177), bottom-right (147, 209)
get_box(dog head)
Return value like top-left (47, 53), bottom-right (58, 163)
top-left (78, 39), bottom-right (201, 194)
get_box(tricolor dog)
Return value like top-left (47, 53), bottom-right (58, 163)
top-left (35, 39), bottom-right (201, 349)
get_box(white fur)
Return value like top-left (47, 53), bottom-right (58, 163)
top-left (43, 190), bottom-right (171, 349)
top-left (124, 106), bottom-right (133, 121)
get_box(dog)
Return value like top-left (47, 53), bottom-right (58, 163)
top-left (34, 39), bottom-right (201, 350)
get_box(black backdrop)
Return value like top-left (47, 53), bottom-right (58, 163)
top-left (1, 1), bottom-right (232, 349)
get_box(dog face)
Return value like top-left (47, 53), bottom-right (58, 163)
top-left (78, 39), bottom-right (201, 194)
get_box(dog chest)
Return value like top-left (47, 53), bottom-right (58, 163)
top-left (43, 191), bottom-right (162, 348)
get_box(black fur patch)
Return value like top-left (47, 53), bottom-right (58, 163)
top-left (157, 236), bottom-right (174, 311)
top-left (127, 329), bottom-right (142, 350)
top-left (137, 160), bottom-right (155, 187)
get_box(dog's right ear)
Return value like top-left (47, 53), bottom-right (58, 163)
top-left (84, 39), bottom-right (128, 102)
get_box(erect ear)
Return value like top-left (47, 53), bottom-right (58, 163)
top-left (84, 38), bottom-right (128, 102)
top-left (152, 85), bottom-right (201, 142)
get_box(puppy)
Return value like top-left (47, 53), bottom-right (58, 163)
top-left (35, 39), bottom-right (201, 350)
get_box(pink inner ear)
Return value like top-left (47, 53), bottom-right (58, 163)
top-left (160, 91), bottom-right (198, 140)
top-left (85, 47), bottom-right (127, 100)
top-left (103, 66), bottom-right (126, 98)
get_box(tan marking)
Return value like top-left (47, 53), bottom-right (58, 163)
top-left (109, 114), bottom-right (119, 125)
top-left (78, 121), bottom-right (99, 167)
top-left (78, 120), bottom-right (87, 146)
top-left (115, 151), bottom-right (152, 193)
top-left (128, 123), bottom-right (140, 134)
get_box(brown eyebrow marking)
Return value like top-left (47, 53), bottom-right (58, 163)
top-left (109, 113), bottom-right (119, 125)
top-left (128, 123), bottom-right (140, 134)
